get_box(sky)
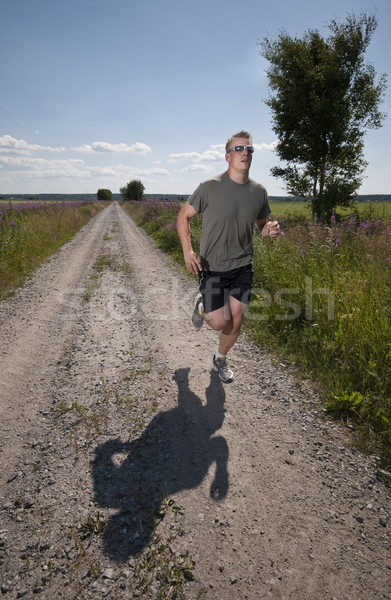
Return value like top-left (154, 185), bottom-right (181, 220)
top-left (0, 0), bottom-right (390, 197)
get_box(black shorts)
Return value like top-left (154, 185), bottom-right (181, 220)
top-left (198, 264), bottom-right (253, 314)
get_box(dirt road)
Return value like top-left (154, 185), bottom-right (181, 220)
top-left (0, 202), bottom-right (390, 599)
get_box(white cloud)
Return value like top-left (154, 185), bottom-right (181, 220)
top-left (254, 141), bottom-right (279, 151)
top-left (0, 134), bottom-right (65, 154)
top-left (180, 164), bottom-right (215, 173)
top-left (0, 155), bottom-right (84, 170)
top-left (73, 141), bottom-right (152, 154)
top-left (168, 152), bottom-right (201, 162)
top-left (168, 146), bottom-right (225, 163)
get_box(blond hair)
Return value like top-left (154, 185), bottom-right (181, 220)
top-left (225, 130), bottom-right (252, 153)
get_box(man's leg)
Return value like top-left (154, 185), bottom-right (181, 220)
top-left (204, 297), bottom-right (247, 383)
top-left (204, 296), bottom-right (248, 351)
top-left (219, 297), bottom-right (247, 354)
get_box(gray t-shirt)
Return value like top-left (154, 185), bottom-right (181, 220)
top-left (188, 171), bottom-right (270, 271)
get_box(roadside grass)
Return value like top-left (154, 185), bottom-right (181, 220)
top-left (0, 201), bottom-right (106, 300)
top-left (124, 198), bottom-right (391, 468)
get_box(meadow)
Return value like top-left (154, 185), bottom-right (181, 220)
top-left (123, 199), bottom-right (391, 467)
top-left (0, 199), bottom-right (105, 300)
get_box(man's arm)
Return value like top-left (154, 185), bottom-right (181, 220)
top-left (255, 217), bottom-right (280, 238)
top-left (177, 201), bottom-right (202, 274)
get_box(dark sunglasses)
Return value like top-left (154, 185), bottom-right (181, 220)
top-left (227, 145), bottom-right (254, 154)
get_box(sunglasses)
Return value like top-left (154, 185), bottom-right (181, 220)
top-left (227, 145), bottom-right (254, 154)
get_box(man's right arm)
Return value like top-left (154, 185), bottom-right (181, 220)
top-left (177, 201), bottom-right (202, 274)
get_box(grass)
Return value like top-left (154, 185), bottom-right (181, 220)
top-left (0, 200), bottom-right (106, 300)
top-left (124, 198), bottom-right (391, 469)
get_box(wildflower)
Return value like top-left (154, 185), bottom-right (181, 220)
top-left (360, 220), bottom-right (371, 232)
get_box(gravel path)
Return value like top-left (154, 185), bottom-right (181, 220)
top-left (0, 202), bottom-right (390, 599)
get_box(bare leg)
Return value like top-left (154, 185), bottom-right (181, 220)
top-left (204, 296), bottom-right (248, 355)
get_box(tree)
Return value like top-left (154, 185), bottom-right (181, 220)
top-left (259, 11), bottom-right (387, 221)
top-left (97, 188), bottom-right (112, 201)
top-left (120, 179), bottom-right (145, 202)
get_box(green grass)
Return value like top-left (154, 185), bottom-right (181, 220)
top-left (0, 201), bottom-right (105, 300)
top-left (124, 198), bottom-right (391, 468)
top-left (269, 200), bottom-right (391, 222)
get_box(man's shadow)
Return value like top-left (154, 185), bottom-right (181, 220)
top-left (92, 368), bottom-right (228, 559)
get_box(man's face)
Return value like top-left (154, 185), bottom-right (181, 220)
top-left (225, 137), bottom-right (253, 171)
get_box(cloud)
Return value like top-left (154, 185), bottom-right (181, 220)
top-left (168, 146), bottom-right (225, 163)
top-left (0, 152), bottom-right (170, 188)
top-left (0, 134), bottom-right (65, 154)
top-left (180, 164), bottom-right (215, 173)
top-left (0, 155), bottom-right (84, 170)
top-left (254, 141), bottom-right (278, 151)
top-left (73, 141), bottom-right (152, 154)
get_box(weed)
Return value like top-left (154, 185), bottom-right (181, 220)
top-left (55, 400), bottom-right (102, 436)
top-left (88, 561), bottom-right (103, 578)
top-left (83, 273), bottom-right (99, 302)
top-left (77, 512), bottom-right (106, 541)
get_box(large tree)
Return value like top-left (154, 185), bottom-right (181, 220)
top-left (259, 11), bottom-right (387, 221)
top-left (120, 179), bottom-right (145, 202)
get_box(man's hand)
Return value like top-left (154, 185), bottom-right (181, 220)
top-left (184, 250), bottom-right (202, 274)
top-left (261, 220), bottom-right (280, 238)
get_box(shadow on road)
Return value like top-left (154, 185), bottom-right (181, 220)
top-left (92, 367), bottom-right (228, 559)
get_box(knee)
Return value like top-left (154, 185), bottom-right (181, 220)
top-left (204, 313), bottom-right (227, 331)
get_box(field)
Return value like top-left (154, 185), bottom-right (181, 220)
top-left (0, 199), bottom-right (105, 299)
top-left (123, 198), bottom-right (391, 467)
top-left (269, 200), bottom-right (391, 221)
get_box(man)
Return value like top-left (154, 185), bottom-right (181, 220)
top-left (177, 131), bottom-right (280, 383)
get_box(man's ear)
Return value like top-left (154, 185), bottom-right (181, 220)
top-left (225, 152), bottom-right (230, 164)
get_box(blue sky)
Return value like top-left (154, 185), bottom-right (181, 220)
top-left (0, 0), bottom-right (390, 197)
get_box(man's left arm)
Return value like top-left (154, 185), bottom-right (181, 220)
top-left (255, 217), bottom-right (280, 238)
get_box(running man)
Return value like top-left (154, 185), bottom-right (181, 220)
top-left (177, 131), bottom-right (280, 383)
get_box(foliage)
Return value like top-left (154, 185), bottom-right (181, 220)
top-left (97, 188), bottom-right (112, 201)
top-left (77, 512), bottom-right (106, 540)
top-left (123, 199), bottom-right (201, 265)
top-left (0, 200), bottom-right (104, 300)
top-left (248, 216), bottom-right (391, 460)
top-left (259, 11), bottom-right (387, 222)
top-left (120, 179), bottom-right (145, 202)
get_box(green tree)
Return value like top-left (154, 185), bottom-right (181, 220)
top-left (120, 179), bottom-right (145, 202)
top-left (259, 11), bottom-right (387, 221)
top-left (97, 188), bottom-right (112, 201)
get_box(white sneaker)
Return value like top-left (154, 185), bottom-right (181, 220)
top-left (191, 294), bottom-right (204, 329)
top-left (212, 355), bottom-right (234, 383)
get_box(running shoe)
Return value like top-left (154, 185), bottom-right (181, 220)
top-left (191, 293), bottom-right (204, 329)
top-left (213, 355), bottom-right (234, 383)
